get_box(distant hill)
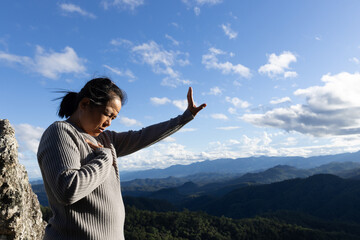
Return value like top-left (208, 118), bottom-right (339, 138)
top-left (197, 174), bottom-right (360, 224)
top-left (121, 173), bottom-right (360, 238)
top-left (120, 151), bottom-right (360, 181)
top-left (122, 161), bottom-right (360, 196)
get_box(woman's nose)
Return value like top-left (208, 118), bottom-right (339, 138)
top-left (104, 118), bottom-right (111, 127)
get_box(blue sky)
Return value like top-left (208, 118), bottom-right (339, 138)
top-left (2, 0), bottom-right (360, 179)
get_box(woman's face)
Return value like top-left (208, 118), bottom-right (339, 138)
top-left (79, 96), bottom-right (122, 137)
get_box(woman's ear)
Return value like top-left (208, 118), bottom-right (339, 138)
top-left (79, 97), bottom-right (91, 110)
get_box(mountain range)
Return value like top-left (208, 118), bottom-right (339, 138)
top-left (119, 151), bottom-right (360, 181)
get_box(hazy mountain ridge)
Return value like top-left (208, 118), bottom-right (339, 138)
top-left (124, 174), bottom-right (360, 226)
top-left (119, 151), bottom-right (360, 181)
top-left (33, 158), bottom-right (360, 238)
top-left (33, 160), bottom-right (360, 207)
top-left (122, 161), bottom-right (360, 195)
top-left (202, 174), bottom-right (360, 223)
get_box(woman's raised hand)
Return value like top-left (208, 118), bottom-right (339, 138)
top-left (187, 87), bottom-right (206, 116)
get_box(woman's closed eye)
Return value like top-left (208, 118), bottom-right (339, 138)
top-left (103, 112), bottom-right (117, 120)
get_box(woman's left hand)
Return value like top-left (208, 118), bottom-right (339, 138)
top-left (187, 87), bottom-right (206, 117)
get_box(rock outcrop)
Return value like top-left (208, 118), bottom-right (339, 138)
top-left (0, 119), bottom-right (46, 240)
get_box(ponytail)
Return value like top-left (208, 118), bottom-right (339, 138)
top-left (58, 92), bottom-right (79, 118)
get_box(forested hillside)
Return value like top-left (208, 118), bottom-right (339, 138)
top-left (35, 162), bottom-right (360, 239)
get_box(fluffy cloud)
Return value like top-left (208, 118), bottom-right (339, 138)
top-left (0, 46), bottom-right (86, 79)
top-left (133, 126), bottom-right (360, 168)
top-left (110, 38), bottom-right (134, 47)
top-left (258, 51), bottom-right (297, 79)
top-left (226, 96), bottom-right (250, 109)
top-left (211, 113), bottom-right (228, 120)
top-left (202, 132), bottom-right (360, 160)
top-left (270, 97), bottom-right (291, 105)
top-left (242, 72), bottom-right (360, 137)
top-left (179, 128), bottom-right (197, 132)
top-left (194, 7), bottom-right (201, 16)
top-left (216, 126), bottom-right (241, 130)
top-left (59, 3), bottom-right (96, 19)
top-left (150, 97), bottom-right (171, 105)
top-left (132, 41), bottom-right (190, 87)
top-left (119, 117), bottom-right (142, 127)
top-left (150, 96), bottom-right (189, 111)
top-left (221, 23), bottom-right (238, 39)
top-left (102, 0), bottom-right (144, 10)
top-left (182, 0), bottom-right (223, 5)
top-left (172, 99), bottom-right (188, 111)
top-left (103, 64), bottom-right (136, 82)
top-left (202, 48), bottom-right (251, 78)
top-left (209, 86), bottom-right (222, 96)
top-left (118, 142), bottom-right (201, 170)
top-left (14, 124), bottom-right (44, 155)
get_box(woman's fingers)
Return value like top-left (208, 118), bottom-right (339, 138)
top-left (85, 139), bottom-right (103, 150)
top-left (187, 87), bottom-right (206, 116)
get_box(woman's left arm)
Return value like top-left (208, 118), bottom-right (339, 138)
top-left (107, 87), bottom-right (206, 157)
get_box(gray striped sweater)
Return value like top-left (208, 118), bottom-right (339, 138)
top-left (37, 110), bottom-right (194, 240)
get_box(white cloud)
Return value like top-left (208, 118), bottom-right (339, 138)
top-left (120, 130), bottom-right (360, 172)
top-left (182, 0), bottom-right (223, 5)
top-left (350, 57), bottom-right (360, 64)
top-left (102, 0), bottom-right (144, 10)
top-left (165, 34), bottom-right (180, 46)
top-left (284, 71), bottom-right (298, 78)
top-left (226, 96), bottom-right (250, 109)
top-left (103, 64), bottom-right (136, 82)
top-left (179, 128), bottom-right (197, 132)
top-left (221, 23), bottom-right (238, 39)
top-left (119, 117), bottom-right (142, 127)
top-left (14, 124), bottom-right (44, 155)
top-left (216, 126), bottom-right (240, 130)
top-left (182, 0), bottom-right (222, 15)
top-left (59, 3), bottom-right (96, 19)
top-left (203, 86), bottom-right (222, 96)
top-left (211, 113), bottom-right (228, 120)
top-left (196, 0), bottom-right (223, 4)
top-left (202, 47), bottom-right (251, 78)
top-left (150, 97), bottom-right (189, 111)
top-left (118, 142), bottom-right (201, 171)
top-left (258, 51), bottom-right (297, 79)
top-left (270, 97), bottom-right (291, 105)
top-left (132, 41), bottom-right (190, 87)
top-left (242, 72), bottom-right (360, 137)
top-left (162, 136), bottom-right (176, 142)
top-left (228, 107), bottom-right (237, 115)
top-left (110, 38), bottom-right (133, 47)
top-left (150, 97), bottom-right (171, 105)
top-left (0, 46), bottom-right (86, 79)
top-left (172, 99), bottom-right (188, 111)
top-left (209, 86), bottom-right (222, 95)
top-left (194, 7), bottom-right (201, 16)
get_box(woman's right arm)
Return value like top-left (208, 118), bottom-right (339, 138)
top-left (37, 122), bottom-right (113, 205)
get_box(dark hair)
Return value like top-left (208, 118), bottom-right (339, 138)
top-left (57, 77), bottom-right (127, 118)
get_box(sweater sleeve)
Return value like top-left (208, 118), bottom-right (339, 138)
top-left (106, 109), bottom-right (194, 157)
top-left (37, 122), bottom-right (113, 205)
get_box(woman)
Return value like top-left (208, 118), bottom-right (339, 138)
top-left (37, 77), bottom-right (206, 240)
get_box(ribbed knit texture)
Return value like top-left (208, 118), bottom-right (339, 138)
top-left (37, 110), bottom-right (194, 240)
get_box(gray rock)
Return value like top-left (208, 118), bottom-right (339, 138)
top-left (0, 119), bottom-right (46, 240)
